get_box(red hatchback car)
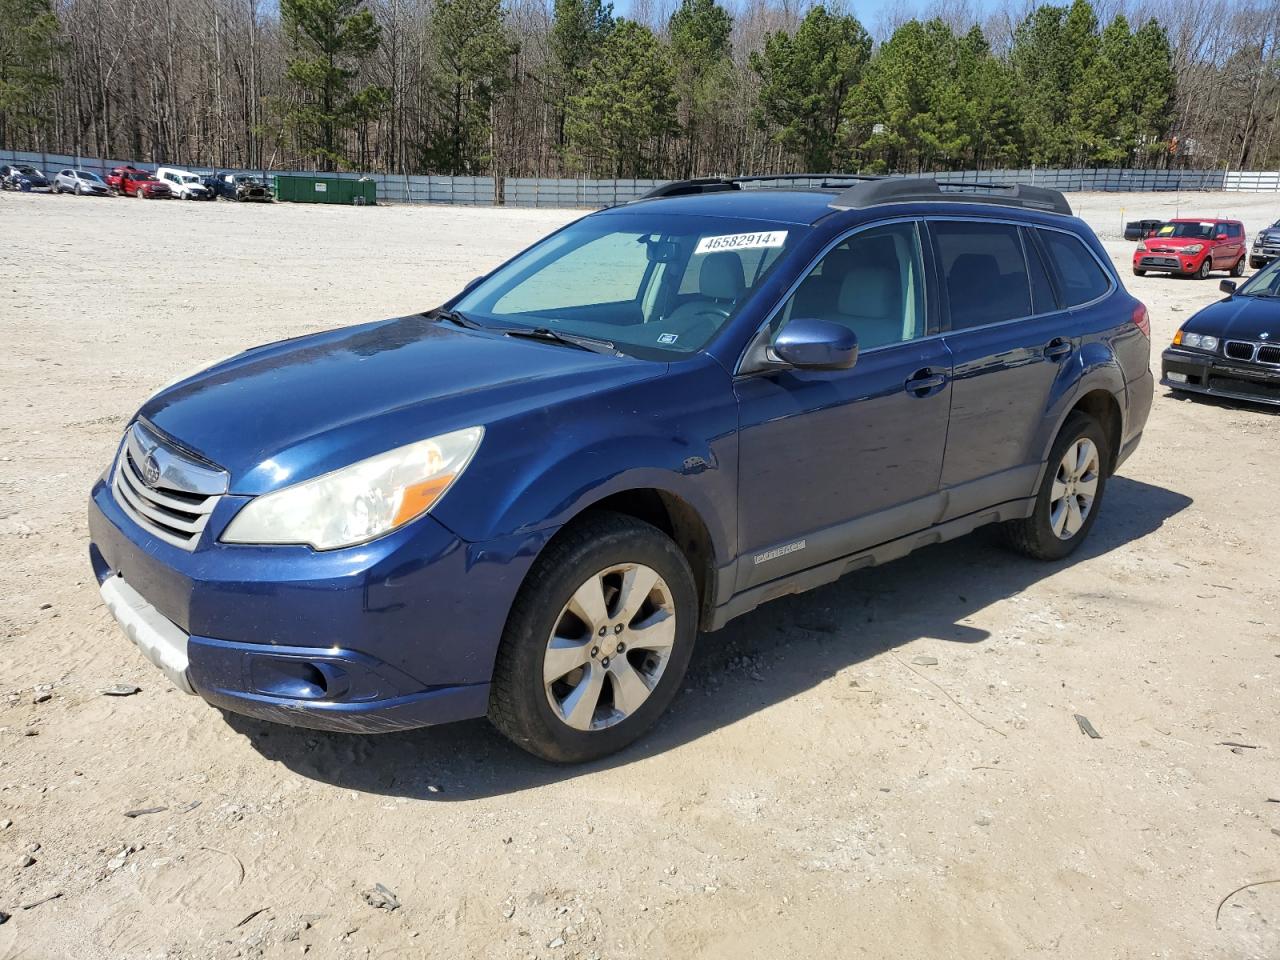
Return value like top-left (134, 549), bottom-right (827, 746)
top-left (107, 166), bottom-right (172, 200)
top-left (1133, 218), bottom-right (1246, 279)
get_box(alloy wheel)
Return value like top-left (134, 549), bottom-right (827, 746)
top-left (1049, 438), bottom-right (1100, 540)
top-left (543, 562), bottom-right (676, 731)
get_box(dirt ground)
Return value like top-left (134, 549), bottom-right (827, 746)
top-left (1, 188), bottom-right (1278, 960)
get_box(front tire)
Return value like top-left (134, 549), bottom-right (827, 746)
top-left (1132, 268), bottom-right (1146, 277)
top-left (1001, 412), bottom-right (1110, 561)
top-left (1251, 258), bottom-right (1265, 270)
top-left (488, 512), bottom-right (698, 763)
top-left (1196, 257), bottom-right (1212, 280)
top-left (135, 187), bottom-right (145, 199)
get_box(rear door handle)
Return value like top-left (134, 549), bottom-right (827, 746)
top-left (905, 368), bottom-right (947, 396)
top-left (1044, 338), bottom-right (1073, 360)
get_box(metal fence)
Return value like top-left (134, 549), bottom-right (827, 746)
top-left (4, 148), bottom-right (1279, 207)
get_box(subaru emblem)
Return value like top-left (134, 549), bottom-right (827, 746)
top-left (142, 454), bottom-right (161, 487)
top-left (1262, 332), bottom-right (1271, 340)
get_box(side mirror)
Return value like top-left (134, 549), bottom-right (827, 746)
top-left (1219, 279), bottom-right (1238, 295)
top-left (772, 318), bottom-right (859, 370)
top-left (1216, 233), bottom-right (1228, 241)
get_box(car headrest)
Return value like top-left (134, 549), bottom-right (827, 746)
top-left (838, 266), bottom-right (897, 317)
top-left (700, 252), bottom-right (746, 301)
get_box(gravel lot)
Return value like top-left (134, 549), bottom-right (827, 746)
top-left (1, 189), bottom-right (1278, 959)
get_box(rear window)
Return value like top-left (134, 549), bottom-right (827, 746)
top-left (1038, 230), bottom-right (1111, 306)
top-left (930, 220), bottom-right (1033, 328)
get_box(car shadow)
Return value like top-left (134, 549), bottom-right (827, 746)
top-left (1163, 388), bottom-right (1280, 415)
top-left (225, 476), bottom-right (1191, 799)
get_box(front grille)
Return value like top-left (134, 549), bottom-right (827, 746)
top-left (112, 423), bottom-right (228, 550)
top-left (1225, 341), bottom-right (1256, 361)
top-left (1258, 345), bottom-right (1280, 365)
top-left (1140, 256), bottom-right (1179, 268)
top-left (1208, 375), bottom-right (1280, 401)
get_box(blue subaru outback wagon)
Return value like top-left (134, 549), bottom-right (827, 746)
top-left (89, 177), bottom-right (1153, 762)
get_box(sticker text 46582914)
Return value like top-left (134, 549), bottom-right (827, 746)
top-left (694, 231), bottom-right (788, 255)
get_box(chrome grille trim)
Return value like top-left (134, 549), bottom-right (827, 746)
top-left (111, 422), bottom-right (228, 551)
top-left (1224, 339), bottom-right (1280, 367)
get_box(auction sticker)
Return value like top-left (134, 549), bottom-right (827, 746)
top-left (695, 231), bottom-right (788, 255)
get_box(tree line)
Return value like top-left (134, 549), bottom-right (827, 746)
top-left (1, 0), bottom-right (1277, 179)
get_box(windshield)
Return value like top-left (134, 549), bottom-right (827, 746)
top-left (452, 212), bottom-right (806, 359)
top-left (1156, 222), bottom-right (1215, 239)
top-left (76, 170), bottom-right (102, 181)
top-left (16, 166), bottom-right (39, 176)
top-left (181, 174), bottom-right (200, 183)
top-left (1237, 258), bottom-right (1280, 297)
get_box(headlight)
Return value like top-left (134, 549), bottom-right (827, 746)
top-left (1179, 332), bottom-right (1219, 351)
top-left (221, 427), bottom-right (484, 550)
top-left (1183, 244), bottom-right (1204, 255)
top-left (1136, 240), bottom-right (1147, 251)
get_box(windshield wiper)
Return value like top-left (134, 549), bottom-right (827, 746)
top-left (430, 307), bottom-right (485, 329)
top-left (503, 327), bottom-right (618, 355)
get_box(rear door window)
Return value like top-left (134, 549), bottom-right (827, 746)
top-left (1037, 229), bottom-right (1112, 307)
top-left (929, 220), bottom-right (1033, 329)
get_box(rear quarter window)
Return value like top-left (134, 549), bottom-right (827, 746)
top-left (1037, 230), bottom-right (1112, 307)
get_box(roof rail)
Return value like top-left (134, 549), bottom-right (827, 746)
top-left (829, 178), bottom-right (1072, 216)
top-left (636, 173), bottom-right (882, 201)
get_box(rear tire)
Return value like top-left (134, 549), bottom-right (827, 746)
top-left (488, 512), bottom-right (698, 763)
top-left (1001, 412), bottom-right (1110, 561)
top-left (1230, 256), bottom-right (1245, 277)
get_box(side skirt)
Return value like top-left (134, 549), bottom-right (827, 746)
top-left (707, 497), bottom-right (1035, 631)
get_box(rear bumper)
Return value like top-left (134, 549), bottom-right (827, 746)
top-left (1161, 347), bottom-right (1280, 407)
top-left (89, 475), bottom-right (545, 732)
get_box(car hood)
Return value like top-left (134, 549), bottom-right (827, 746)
top-left (1185, 295), bottom-right (1280, 342)
top-left (140, 314), bottom-right (663, 495)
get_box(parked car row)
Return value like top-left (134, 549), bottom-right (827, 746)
top-left (1, 162), bottom-right (274, 202)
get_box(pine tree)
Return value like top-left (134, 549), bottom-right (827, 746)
top-left (281, 0), bottom-right (388, 170)
top-left (1073, 14), bottom-right (1133, 164)
top-left (1127, 19), bottom-right (1177, 165)
top-left (548, 0), bottom-right (613, 150)
top-left (0, 0), bottom-right (62, 149)
top-left (426, 0), bottom-right (518, 174)
top-left (565, 19), bottom-right (677, 177)
top-left (1009, 4), bottom-right (1073, 166)
top-left (750, 6), bottom-right (872, 172)
top-left (668, 0), bottom-right (732, 176)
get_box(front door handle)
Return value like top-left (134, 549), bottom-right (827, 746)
top-left (905, 368), bottom-right (947, 396)
top-left (1044, 338), bottom-right (1073, 360)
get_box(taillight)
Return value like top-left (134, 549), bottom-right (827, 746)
top-left (1132, 302), bottom-right (1150, 337)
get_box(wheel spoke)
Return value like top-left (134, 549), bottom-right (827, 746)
top-left (544, 637), bottom-right (593, 685)
top-left (1063, 496), bottom-right (1084, 536)
top-left (1075, 475), bottom-right (1098, 500)
top-left (560, 662), bottom-right (605, 730)
top-left (566, 575), bottom-right (608, 631)
top-left (615, 565), bottom-right (658, 625)
top-left (1051, 477), bottom-right (1068, 501)
top-left (1074, 441), bottom-right (1094, 477)
top-left (1051, 499), bottom-right (1069, 537)
top-left (626, 609), bottom-right (675, 654)
top-left (609, 659), bottom-right (653, 717)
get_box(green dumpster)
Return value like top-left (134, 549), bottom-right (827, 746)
top-left (273, 175), bottom-right (376, 205)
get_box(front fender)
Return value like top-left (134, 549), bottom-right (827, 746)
top-left (434, 356), bottom-right (740, 564)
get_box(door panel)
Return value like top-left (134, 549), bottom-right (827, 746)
top-left (930, 220), bottom-right (1070, 513)
top-left (733, 219), bottom-right (950, 592)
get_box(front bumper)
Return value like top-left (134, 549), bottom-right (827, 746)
top-left (89, 476), bottom-right (547, 732)
top-left (1252, 244), bottom-right (1279, 264)
top-left (1134, 250), bottom-right (1205, 274)
top-left (1161, 347), bottom-right (1280, 407)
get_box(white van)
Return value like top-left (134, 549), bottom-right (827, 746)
top-left (156, 167), bottom-right (213, 200)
